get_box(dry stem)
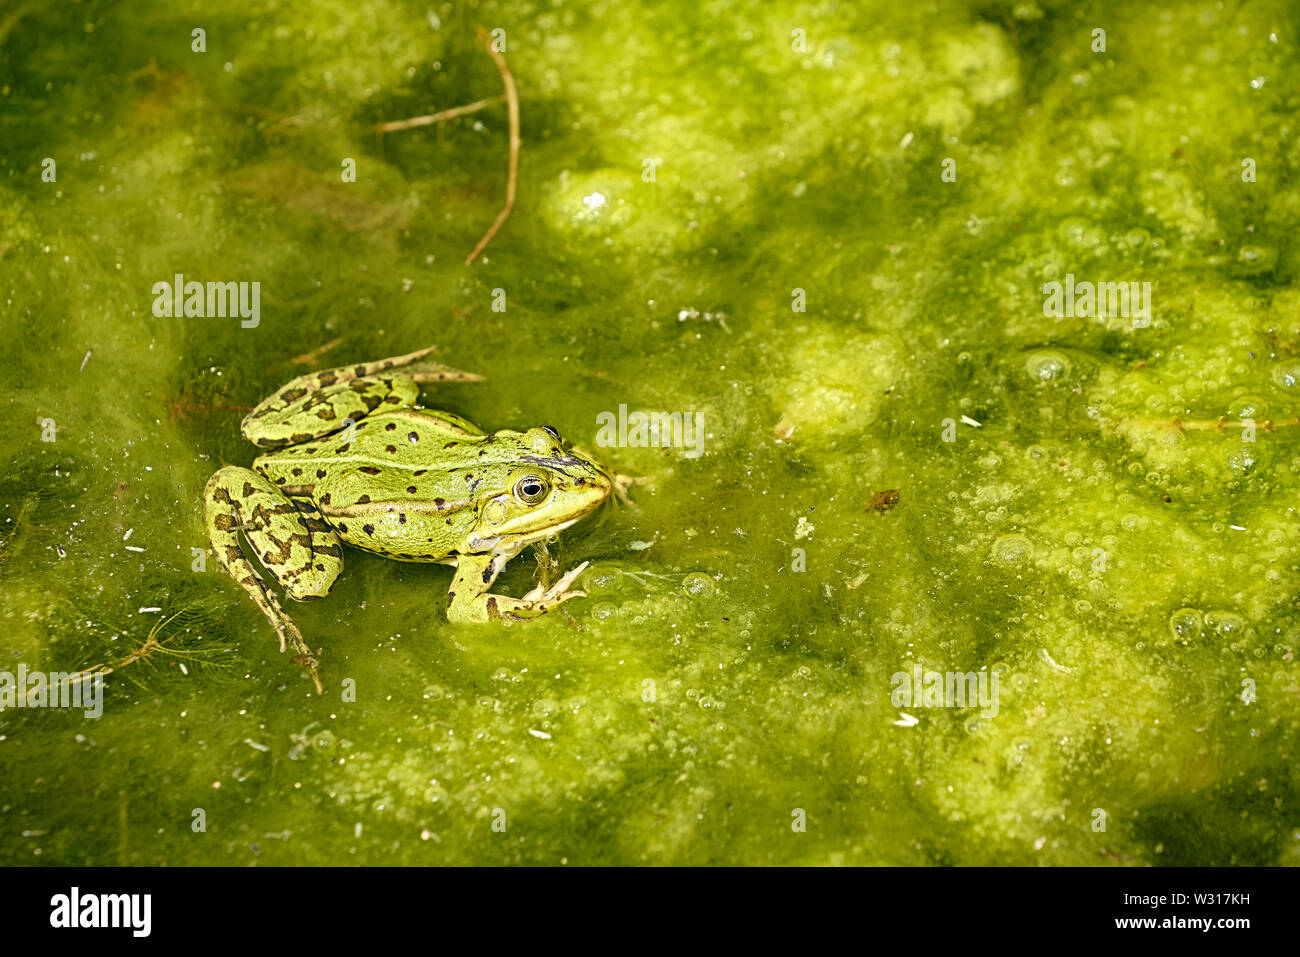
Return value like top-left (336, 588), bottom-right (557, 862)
top-left (462, 25), bottom-right (520, 264)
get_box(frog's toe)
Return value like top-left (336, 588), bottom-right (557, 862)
top-left (521, 561), bottom-right (589, 603)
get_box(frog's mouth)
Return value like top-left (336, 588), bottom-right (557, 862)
top-left (516, 513), bottom-right (589, 544)
top-left (468, 514), bottom-right (596, 554)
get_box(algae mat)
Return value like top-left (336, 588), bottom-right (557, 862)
top-left (1, 0), bottom-right (1298, 865)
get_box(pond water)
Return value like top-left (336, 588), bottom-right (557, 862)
top-left (2, 0), bottom-right (1298, 865)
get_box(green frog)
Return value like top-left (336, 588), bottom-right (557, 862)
top-left (204, 346), bottom-right (616, 692)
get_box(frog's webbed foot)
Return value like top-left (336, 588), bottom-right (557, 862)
top-left (446, 554), bottom-right (590, 623)
top-left (518, 560), bottom-right (589, 610)
top-left (220, 555), bottom-right (325, 694)
top-left (205, 467), bottom-right (334, 693)
top-left (240, 346), bottom-right (482, 449)
top-left (262, 595), bottom-right (324, 694)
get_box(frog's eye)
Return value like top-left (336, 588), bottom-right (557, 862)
top-left (513, 474), bottom-right (550, 505)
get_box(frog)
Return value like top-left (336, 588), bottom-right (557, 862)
top-left (204, 346), bottom-right (616, 692)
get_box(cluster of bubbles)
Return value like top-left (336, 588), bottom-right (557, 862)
top-left (684, 687), bottom-right (725, 710)
top-left (1168, 608), bottom-right (1249, 646)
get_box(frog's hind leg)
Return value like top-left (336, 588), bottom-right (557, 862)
top-left (241, 346), bottom-right (483, 448)
top-left (205, 466), bottom-right (345, 692)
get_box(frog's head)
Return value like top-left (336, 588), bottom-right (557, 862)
top-left (465, 426), bottom-right (612, 553)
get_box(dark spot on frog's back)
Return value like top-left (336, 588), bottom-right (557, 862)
top-left (363, 524), bottom-right (375, 535)
top-left (359, 466), bottom-right (382, 475)
top-left (385, 422), bottom-right (396, 431)
top-left (357, 494), bottom-right (371, 504)
top-left (316, 469), bottom-right (327, 478)
top-left (408, 432), bottom-right (419, 444)
top-left (385, 445), bottom-right (397, 454)
top-left (444, 441), bottom-right (457, 449)
top-left (407, 486), bottom-right (417, 494)
top-left (281, 388), bottom-right (308, 402)
top-left (336, 444), bottom-right (351, 453)
top-left (482, 563), bottom-right (493, 583)
top-left (242, 481), bottom-right (255, 497)
top-left (398, 513), bottom-right (407, 524)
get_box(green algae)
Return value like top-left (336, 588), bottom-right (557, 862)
top-left (1, 0), bottom-right (1299, 865)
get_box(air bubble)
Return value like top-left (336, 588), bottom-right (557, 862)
top-left (1237, 245), bottom-right (1277, 273)
top-left (682, 572), bottom-right (715, 598)
top-left (1169, 608), bottom-right (1204, 642)
top-left (1025, 350), bottom-right (1071, 382)
top-left (1227, 394), bottom-right (1268, 419)
top-left (992, 534), bottom-right (1031, 564)
top-left (1058, 217), bottom-right (1103, 247)
top-left (1205, 610), bottom-right (1246, 637)
top-left (1123, 227), bottom-right (1150, 249)
top-left (1226, 447), bottom-right (1259, 476)
top-left (1271, 363), bottom-right (1300, 390)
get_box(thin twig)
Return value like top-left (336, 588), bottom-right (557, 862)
top-left (372, 94), bottom-right (506, 133)
top-left (289, 336), bottom-right (344, 366)
top-left (463, 25), bottom-right (520, 265)
top-left (262, 107), bottom-right (321, 137)
top-left (1115, 416), bottom-right (1300, 434)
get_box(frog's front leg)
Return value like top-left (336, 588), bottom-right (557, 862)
top-left (205, 466), bottom-right (345, 691)
top-left (241, 346), bottom-right (482, 448)
top-left (446, 553), bottom-right (590, 623)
